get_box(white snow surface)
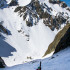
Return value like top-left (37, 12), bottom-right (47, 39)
top-left (0, 0), bottom-right (70, 67)
top-left (18, 0), bottom-right (31, 6)
top-left (0, 47), bottom-right (70, 70)
top-left (0, 7), bottom-right (55, 66)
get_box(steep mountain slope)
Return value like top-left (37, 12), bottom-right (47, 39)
top-left (54, 24), bottom-right (70, 53)
top-left (44, 23), bottom-right (70, 56)
top-left (0, 3), bottom-right (55, 66)
top-left (0, 0), bottom-right (70, 67)
top-left (14, 0), bottom-right (70, 30)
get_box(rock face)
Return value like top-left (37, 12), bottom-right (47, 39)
top-left (0, 21), bottom-right (8, 34)
top-left (9, 0), bottom-right (18, 6)
top-left (14, 0), bottom-right (69, 30)
top-left (0, 57), bottom-right (6, 68)
top-left (54, 27), bottom-right (70, 53)
top-left (49, 0), bottom-right (60, 4)
top-left (61, 2), bottom-right (67, 8)
top-left (44, 24), bottom-right (70, 56)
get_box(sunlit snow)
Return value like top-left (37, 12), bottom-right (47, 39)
top-left (18, 0), bottom-right (31, 6)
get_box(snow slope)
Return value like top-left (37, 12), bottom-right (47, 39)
top-left (18, 0), bottom-right (31, 6)
top-left (0, 6), bottom-right (55, 66)
top-left (0, 0), bottom-right (70, 67)
top-left (1, 47), bottom-right (70, 70)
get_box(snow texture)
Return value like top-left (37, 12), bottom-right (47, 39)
top-left (0, 47), bottom-right (70, 70)
top-left (18, 0), bottom-right (31, 6)
top-left (0, 0), bottom-right (70, 68)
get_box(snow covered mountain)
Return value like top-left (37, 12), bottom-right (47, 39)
top-left (0, 0), bottom-right (70, 68)
top-left (14, 0), bottom-right (70, 30)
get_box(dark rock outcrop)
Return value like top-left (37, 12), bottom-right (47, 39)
top-left (49, 0), bottom-right (61, 4)
top-left (67, 7), bottom-right (70, 11)
top-left (61, 2), bottom-right (67, 8)
top-left (9, 0), bottom-right (18, 6)
top-left (0, 57), bottom-right (6, 68)
top-left (14, 0), bottom-right (68, 29)
top-left (0, 21), bottom-right (11, 35)
top-left (54, 27), bottom-right (70, 53)
top-left (0, 24), bottom-right (8, 34)
top-left (44, 23), bottom-right (70, 56)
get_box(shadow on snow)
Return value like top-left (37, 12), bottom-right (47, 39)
top-left (0, 34), bottom-right (16, 57)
